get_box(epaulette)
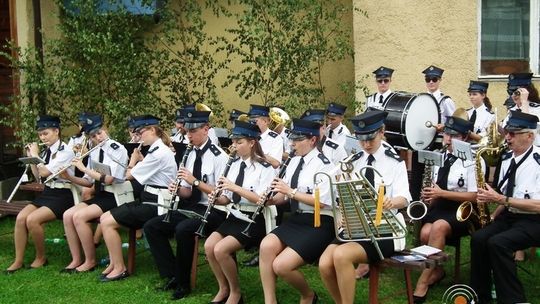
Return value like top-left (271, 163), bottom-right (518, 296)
top-left (348, 151), bottom-right (364, 162)
top-left (440, 95), bottom-right (451, 101)
top-left (529, 102), bottom-right (540, 108)
top-left (501, 151), bottom-right (512, 161)
top-left (260, 160), bottom-right (272, 168)
top-left (284, 129), bottom-right (290, 135)
top-left (110, 142), bottom-right (120, 150)
top-left (486, 108), bottom-right (494, 114)
top-left (338, 126), bottom-right (343, 134)
top-left (367, 94), bottom-right (374, 99)
top-left (209, 144), bottom-right (222, 156)
top-left (534, 153), bottom-right (540, 165)
top-left (384, 147), bottom-right (403, 162)
top-left (58, 144), bottom-right (65, 151)
top-left (148, 146), bottom-right (159, 154)
top-left (268, 131), bottom-right (278, 138)
top-left (325, 140), bottom-right (338, 150)
top-left (318, 153), bottom-right (331, 165)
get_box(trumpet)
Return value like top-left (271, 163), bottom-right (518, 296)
top-left (241, 150), bottom-right (296, 238)
top-left (162, 144), bottom-right (194, 223)
top-left (43, 138), bottom-right (109, 184)
top-left (195, 146), bottom-right (237, 237)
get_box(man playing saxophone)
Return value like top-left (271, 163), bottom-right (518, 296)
top-left (471, 111), bottom-right (540, 304)
top-left (413, 115), bottom-right (479, 303)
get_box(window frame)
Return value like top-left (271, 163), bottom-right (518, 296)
top-left (478, 0), bottom-right (540, 78)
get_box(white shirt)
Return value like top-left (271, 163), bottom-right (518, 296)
top-left (430, 90), bottom-right (456, 124)
top-left (283, 148), bottom-right (335, 211)
top-left (259, 128), bottom-right (284, 162)
top-left (131, 138), bottom-right (177, 187)
top-left (366, 90), bottom-right (393, 111)
top-left (222, 157), bottom-right (275, 205)
top-left (171, 130), bottom-right (189, 144)
top-left (467, 104), bottom-right (495, 137)
top-left (432, 152), bottom-right (478, 193)
top-left (338, 144), bottom-right (412, 205)
top-left (279, 127), bottom-right (291, 152)
top-left (180, 139), bottom-right (230, 205)
top-left (208, 128), bottom-right (220, 147)
top-left (497, 146), bottom-right (540, 214)
top-left (86, 139), bottom-right (128, 183)
top-left (504, 103), bottom-right (540, 146)
top-left (321, 137), bottom-right (348, 165)
top-left (44, 140), bottom-right (75, 183)
top-left (325, 122), bottom-right (351, 146)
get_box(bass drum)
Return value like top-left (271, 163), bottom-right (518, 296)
top-left (383, 92), bottom-right (440, 151)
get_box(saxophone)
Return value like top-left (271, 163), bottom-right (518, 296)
top-left (406, 160), bottom-right (431, 220)
top-left (456, 113), bottom-right (507, 230)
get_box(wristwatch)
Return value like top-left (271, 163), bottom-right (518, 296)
top-left (193, 179), bottom-right (201, 187)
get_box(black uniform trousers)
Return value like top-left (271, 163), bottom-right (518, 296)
top-left (470, 209), bottom-right (540, 304)
top-left (143, 204), bottom-right (226, 289)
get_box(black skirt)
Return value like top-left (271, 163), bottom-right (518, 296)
top-left (271, 213), bottom-right (335, 264)
top-left (32, 187), bottom-right (75, 219)
top-left (110, 190), bottom-right (158, 229)
top-left (216, 211), bottom-right (266, 249)
top-left (85, 191), bottom-right (117, 213)
top-left (332, 233), bottom-right (395, 263)
top-left (422, 198), bottom-right (469, 238)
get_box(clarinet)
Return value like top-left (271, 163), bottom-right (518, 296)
top-left (241, 150), bottom-right (296, 237)
top-left (163, 144), bottom-right (194, 223)
top-left (194, 147), bottom-right (237, 237)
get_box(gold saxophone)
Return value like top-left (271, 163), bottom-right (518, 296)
top-left (456, 113), bottom-right (507, 230)
top-left (406, 160), bottom-right (432, 220)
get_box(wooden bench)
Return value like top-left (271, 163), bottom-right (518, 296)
top-left (368, 251), bottom-right (450, 304)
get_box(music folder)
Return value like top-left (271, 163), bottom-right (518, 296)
top-left (92, 161), bottom-right (112, 176)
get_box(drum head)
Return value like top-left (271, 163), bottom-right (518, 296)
top-left (404, 93), bottom-right (439, 150)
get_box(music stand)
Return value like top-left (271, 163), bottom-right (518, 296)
top-left (417, 150), bottom-right (443, 167)
top-left (451, 139), bottom-right (474, 162)
top-left (6, 157), bottom-right (45, 203)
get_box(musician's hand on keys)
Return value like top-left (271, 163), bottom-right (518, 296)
top-left (59, 170), bottom-right (70, 180)
top-left (27, 142), bottom-right (40, 157)
top-left (422, 184), bottom-right (444, 203)
top-left (71, 157), bottom-right (85, 171)
top-left (178, 167), bottom-right (196, 185)
top-left (219, 176), bottom-right (238, 192)
top-left (477, 184), bottom-right (505, 204)
top-left (271, 178), bottom-right (291, 195)
top-left (131, 148), bottom-right (143, 162)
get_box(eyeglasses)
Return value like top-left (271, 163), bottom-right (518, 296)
top-left (136, 127), bottom-right (149, 135)
top-left (425, 77), bottom-right (439, 83)
top-left (504, 130), bottom-right (529, 137)
top-left (376, 78), bottom-right (390, 84)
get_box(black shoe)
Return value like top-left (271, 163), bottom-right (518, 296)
top-left (171, 286), bottom-right (191, 300)
top-left (5, 265), bottom-right (25, 274)
top-left (100, 270), bottom-right (129, 282)
top-left (75, 265), bottom-right (96, 273)
top-left (157, 277), bottom-right (178, 292)
top-left (242, 255), bottom-right (259, 267)
top-left (59, 267), bottom-right (77, 274)
top-left (413, 290), bottom-right (428, 304)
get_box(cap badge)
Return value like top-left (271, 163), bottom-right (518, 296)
top-left (448, 117), bottom-right (454, 125)
top-left (358, 120), bottom-right (366, 128)
top-left (429, 66), bottom-right (434, 71)
top-left (86, 118), bottom-right (93, 125)
top-left (187, 112), bottom-right (193, 118)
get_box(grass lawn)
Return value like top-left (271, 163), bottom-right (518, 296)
top-left (1, 216), bottom-right (539, 303)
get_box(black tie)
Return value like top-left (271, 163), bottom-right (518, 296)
top-left (289, 157), bottom-right (304, 212)
top-left (516, 108), bottom-right (522, 112)
top-left (378, 94), bottom-right (383, 104)
top-left (470, 109), bottom-right (477, 124)
top-left (95, 148), bottom-right (106, 193)
top-left (436, 154), bottom-right (456, 190)
top-left (504, 159), bottom-right (517, 197)
top-left (43, 148), bottom-right (51, 164)
top-left (365, 154), bottom-right (375, 187)
top-left (328, 129), bottom-right (334, 139)
top-left (232, 161), bottom-right (246, 203)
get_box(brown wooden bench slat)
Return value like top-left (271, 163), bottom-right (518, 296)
top-left (19, 183), bottom-right (45, 192)
top-left (0, 200), bottom-right (32, 215)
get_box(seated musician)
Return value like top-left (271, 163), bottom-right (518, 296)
top-left (5, 115), bottom-right (76, 273)
top-left (98, 115), bottom-right (177, 282)
top-left (259, 118), bottom-right (335, 304)
top-left (143, 109), bottom-right (229, 300)
top-left (60, 114), bottom-right (128, 273)
top-left (318, 110), bottom-right (411, 304)
top-left (466, 81), bottom-right (494, 143)
top-left (301, 109), bottom-right (347, 165)
top-left (472, 111), bottom-right (540, 304)
top-left (248, 104), bottom-right (283, 169)
top-left (171, 108), bottom-right (189, 144)
top-left (412, 115), bottom-right (478, 303)
top-left (204, 120), bottom-right (275, 304)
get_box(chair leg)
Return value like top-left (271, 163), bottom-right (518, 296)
top-left (404, 269), bottom-right (414, 304)
top-left (453, 241), bottom-right (461, 283)
top-left (368, 263), bottom-right (380, 304)
top-left (530, 247), bottom-right (537, 260)
top-left (190, 236), bottom-right (199, 290)
top-left (127, 228), bottom-right (136, 275)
